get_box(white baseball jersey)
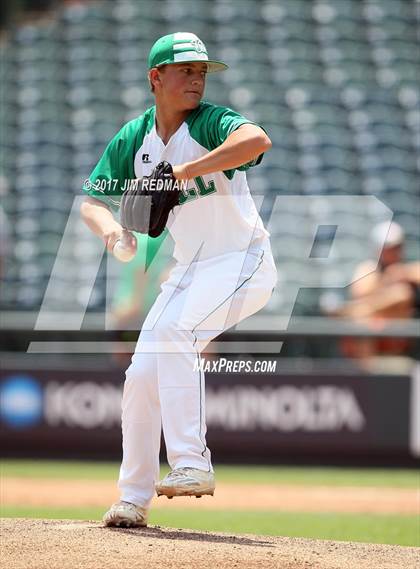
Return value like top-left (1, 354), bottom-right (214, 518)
top-left (83, 102), bottom-right (270, 264)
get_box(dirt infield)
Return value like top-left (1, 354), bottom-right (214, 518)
top-left (2, 518), bottom-right (419, 569)
top-left (2, 477), bottom-right (419, 515)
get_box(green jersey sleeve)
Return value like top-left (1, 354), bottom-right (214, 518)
top-left (82, 111), bottom-right (153, 211)
top-left (204, 103), bottom-right (267, 172)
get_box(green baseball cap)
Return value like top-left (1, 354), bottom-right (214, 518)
top-left (148, 32), bottom-right (228, 73)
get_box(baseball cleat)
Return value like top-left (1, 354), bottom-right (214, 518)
top-left (156, 467), bottom-right (215, 498)
top-left (102, 501), bottom-right (148, 528)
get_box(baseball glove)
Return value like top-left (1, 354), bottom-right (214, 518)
top-left (120, 161), bottom-right (180, 237)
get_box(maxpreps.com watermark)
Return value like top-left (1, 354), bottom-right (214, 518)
top-left (193, 358), bottom-right (277, 374)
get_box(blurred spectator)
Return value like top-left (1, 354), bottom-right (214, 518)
top-left (338, 222), bottom-right (420, 362)
top-left (110, 231), bottom-right (172, 366)
top-left (0, 205), bottom-right (11, 280)
top-left (0, 172), bottom-right (11, 281)
top-left (111, 233), bottom-right (168, 327)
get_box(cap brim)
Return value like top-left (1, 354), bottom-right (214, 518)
top-left (155, 60), bottom-right (228, 73)
top-left (205, 60), bottom-right (229, 73)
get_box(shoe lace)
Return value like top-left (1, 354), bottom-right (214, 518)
top-left (169, 467), bottom-right (194, 479)
top-left (119, 501), bottom-right (136, 509)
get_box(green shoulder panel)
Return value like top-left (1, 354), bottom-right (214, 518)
top-left (185, 101), bottom-right (266, 180)
top-left (82, 106), bottom-right (155, 210)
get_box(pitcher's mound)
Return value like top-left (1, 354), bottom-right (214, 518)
top-left (2, 518), bottom-right (419, 569)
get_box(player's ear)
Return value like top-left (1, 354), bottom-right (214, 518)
top-left (148, 68), bottom-right (158, 92)
top-left (149, 67), bottom-right (164, 92)
top-left (148, 70), bottom-right (155, 92)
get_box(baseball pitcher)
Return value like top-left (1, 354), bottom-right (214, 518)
top-left (80, 32), bottom-right (278, 528)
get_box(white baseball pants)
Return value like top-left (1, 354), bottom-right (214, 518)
top-left (118, 239), bottom-right (277, 508)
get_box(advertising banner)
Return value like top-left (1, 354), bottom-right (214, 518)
top-left (0, 358), bottom-right (415, 464)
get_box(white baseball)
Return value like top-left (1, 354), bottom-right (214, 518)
top-left (113, 232), bottom-right (137, 262)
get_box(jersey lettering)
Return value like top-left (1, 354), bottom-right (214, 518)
top-left (179, 175), bottom-right (216, 205)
